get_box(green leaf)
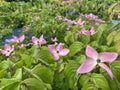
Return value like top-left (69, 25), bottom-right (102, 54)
top-left (0, 69), bottom-right (6, 78)
top-left (94, 24), bottom-right (107, 42)
top-left (110, 61), bottom-right (120, 82)
top-left (79, 74), bottom-right (91, 86)
top-left (13, 68), bottom-right (22, 80)
top-left (37, 50), bottom-right (54, 64)
top-left (64, 31), bottom-right (76, 45)
top-left (13, 60), bottom-right (23, 68)
top-left (21, 54), bottom-right (35, 67)
top-left (68, 41), bottom-right (83, 57)
top-left (108, 3), bottom-right (117, 14)
top-left (31, 64), bottom-right (53, 85)
top-left (80, 35), bottom-right (90, 45)
top-left (80, 73), bottom-right (110, 90)
top-left (1, 82), bottom-right (20, 90)
top-left (75, 55), bottom-right (86, 64)
top-left (0, 79), bottom-right (20, 90)
top-left (21, 78), bottom-right (46, 90)
top-left (64, 61), bottom-right (80, 89)
top-left (115, 42), bottom-right (120, 54)
top-left (107, 31), bottom-right (117, 45)
top-left (0, 61), bottom-right (11, 70)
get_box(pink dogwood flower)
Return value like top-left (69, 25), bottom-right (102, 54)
top-left (0, 44), bottom-right (14, 56)
top-left (32, 35), bottom-right (47, 45)
top-left (96, 18), bottom-right (105, 23)
top-left (10, 35), bottom-right (25, 43)
top-left (75, 19), bottom-right (85, 25)
top-left (77, 45), bottom-right (118, 79)
top-left (48, 43), bottom-right (70, 60)
top-left (89, 27), bottom-right (97, 35)
top-left (64, 18), bottom-right (76, 25)
top-left (118, 13), bottom-right (120, 18)
top-left (85, 13), bottom-right (98, 20)
top-left (78, 28), bottom-right (90, 35)
top-left (79, 27), bottom-right (97, 35)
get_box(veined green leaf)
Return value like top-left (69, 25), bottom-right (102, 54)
top-left (64, 31), bottom-right (77, 45)
top-left (21, 78), bottom-right (46, 90)
top-left (21, 54), bottom-right (35, 67)
top-left (68, 41), bottom-right (83, 57)
top-left (13, 68), bottom-right (22, 80)
top-left (107, 31), bottom-right (117, 46)
top-left (0, 79), bottom-right (20, 90)
top-left (31, 64), bottom-right (53, 85)
top-left (64, 60), bottom-right (80, 89)
top-left (79, 73), bottom-right (110, 90)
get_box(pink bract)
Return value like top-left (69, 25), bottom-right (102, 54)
top-left (85, 13), bottom-right (98, 20)
top-left (79, 27), bottom-right (97, 35)
top-left (77, 45), bottom-right (118, 79)
top-left (0, 44), bottom-right (14, 56)
top-left (75, 19), bottom-right (85, 25)
top-left (32, 35), bottom-right (47, 46)
top-left (48, 43), bottom-right (70, 60)
top-left (10, 35), bottom-right (25, 43)
top-left (79, 28), bottom-right (90, 35)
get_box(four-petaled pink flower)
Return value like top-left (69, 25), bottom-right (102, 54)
top-left (48, 43), bottom-right (70, 60)
top-left (78, 28), bottom-right (90, 35)
top-left (85, 13), bottom-right (98, 20)
top-left (10, 35), bottom-right (25, 43)
top-left (63, 18), bottom-right (76, 25)
top-left (75, 19), bottom-right (85, 25)
top-left (79, 27), bottom-right (97, 35)
top-left (96, 18), bottom-right (105, 23)
top-left (118, 13), bottom-right (120, 18)
top-left (0, 44), bottom-right (14, 56)
top-left (77, 45), bottom-right (118, 79)
top-left (32, 35), bottom-right (47, 45)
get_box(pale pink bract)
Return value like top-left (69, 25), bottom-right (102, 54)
top-left (32, 35), bottom-right (47, 46)
top-left (48, 43), bottom-right (70, 60)
top-left (10, 35), bottom-right (25, 43)
top-left (0, 44), bottom-right (14, 56)
top-left (85, 13), bottom-right (98, 20)
top-left (77, 45), bottom-right (118, 79)
top-left (75, 19), bottom-right (85, 25)
top-left (79, 27), bottom-right (97, 35)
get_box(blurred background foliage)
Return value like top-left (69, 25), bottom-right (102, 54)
top-left (0, 0), bottom-right (120, 90)
top-left (0, 0), bottom-right (120, 44)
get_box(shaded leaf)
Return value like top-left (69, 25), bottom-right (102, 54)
top-left (31, 64), bottom-right (53, 84)
top-left (68, 41), bottom-right (83, 57)
top-left (21, 78), bottom-right (46, 90)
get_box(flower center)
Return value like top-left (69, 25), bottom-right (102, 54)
top-left (37, 41), bottom-right (39, 44)
top-left (7, 50), bottom-right (10, 52)
top-left (56, 50), bottom-right (59, 54)
top-left (97, 59), bottom-right (101, 63)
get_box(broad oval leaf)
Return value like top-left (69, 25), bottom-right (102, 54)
top-left (31, 64), bottom-right (53, 85)
top-left (68, 41), bottom-right (83, 57)
top-left (21, 78), bottom-right (46, 90)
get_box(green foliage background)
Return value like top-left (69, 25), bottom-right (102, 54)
top-left (0, 0), bottom-right (120, 90)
